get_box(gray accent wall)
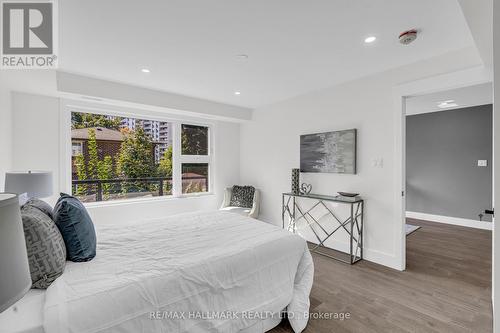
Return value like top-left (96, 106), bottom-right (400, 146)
top-left (406, 104), bottom-right (493, 222)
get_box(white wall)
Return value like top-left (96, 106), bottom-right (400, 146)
top-left (10, 92), bottom-right (240, 224)
top-left (57, 72), bottom-right (252, 122)
top-left (0, 71), bottom-right (58, 191)
top-left (0, 81), bottom-right (13, 190)
top-left (11, 93), bottom-right (61, 202)
top-left (240, 47), bottom-right (483, 269)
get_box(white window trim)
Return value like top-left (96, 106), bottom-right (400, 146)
top-left (179, 124), bottom-right (212, 195)
top-left (60, 100), bottom-right (215, 205)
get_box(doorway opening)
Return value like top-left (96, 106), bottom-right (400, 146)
top-left (400, 83), bottom-right (494, 330)
top-left (405, 83), bottom-right (493, 231)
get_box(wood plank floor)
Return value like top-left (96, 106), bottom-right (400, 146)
top-left (270, 219), bottom-right (492, 333)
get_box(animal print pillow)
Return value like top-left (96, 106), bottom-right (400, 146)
top-left (229, 185), bottom-right (255, 208)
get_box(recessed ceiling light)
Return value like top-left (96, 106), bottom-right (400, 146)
top-left (437, 100), bottom-right (458, 108)
top-left (141, 68), bottom-right (151, 73)
top-left (234, 91), bottom-right (241, 95)
top-left (235, 54), bottom-right (248, 61)
top-left (364, 36), bottom-right (377, 44)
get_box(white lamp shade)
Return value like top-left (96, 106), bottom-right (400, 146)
top-left (0, 193), bottom-right (31, 313)
top-left (5, 171), bottom-right (53, 198)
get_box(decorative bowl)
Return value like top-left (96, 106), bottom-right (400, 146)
top-left (338, 192), bottom-right (359, 197)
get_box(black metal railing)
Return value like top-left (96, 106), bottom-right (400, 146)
top-left (72, 176), bottom-right (207, 202)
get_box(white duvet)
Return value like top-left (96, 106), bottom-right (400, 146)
top-left (44, 211), bottom-right (314, 333)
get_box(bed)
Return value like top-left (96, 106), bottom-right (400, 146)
top-left (1, 211), bottom-right (313, 333)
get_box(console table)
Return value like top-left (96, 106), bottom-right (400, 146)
top-left (282, 192), bottom-right (364, 264)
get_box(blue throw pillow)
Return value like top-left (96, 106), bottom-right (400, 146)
top-left (53, 193), bottom-right (96, 262)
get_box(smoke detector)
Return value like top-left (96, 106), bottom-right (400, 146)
top-left (399, 29), bottom-right (418, 45)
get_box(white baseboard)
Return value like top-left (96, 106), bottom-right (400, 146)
top-left (406, 211), bottom-right (492, 230)
top-left (306, 237), bottom-right (402, 270)
top-left (268, 218), bottom-right (403, 270)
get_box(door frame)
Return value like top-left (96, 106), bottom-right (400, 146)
top-left (392, 66), bottom-right (492, 271)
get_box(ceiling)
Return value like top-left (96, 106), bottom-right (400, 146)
top-left (59, 0), bottom-right (478, 109)
top-left (457, 0), bottom-right (493, 67)
top-left (406, 83), bottom-right (493, 115)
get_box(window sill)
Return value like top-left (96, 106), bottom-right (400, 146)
top-left (83, 192), bottom-right (215, 209)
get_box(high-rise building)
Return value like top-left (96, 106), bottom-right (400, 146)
top-left (119, 117), bottom-right (172, 163)
top-left (158, 122), bottom-right (173, 160)
top-left (121, 118), bottom-right (136, 130)
top-left (141, 120), bottom-right (160, 141)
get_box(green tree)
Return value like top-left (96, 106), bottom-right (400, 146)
top-left (87, 128), bottom-right (99, 180)
top-left (181, 125), bottom-right (208, 155)
top-left (98, 156), bottom-right (114, 199)
top-left (72, 112), bottom-right (122, 130)
top-left (74, 154), bottom-right (87, 196)
top-left (116, 127), bottom-right (156, 193)
top-left (87, 128), bottom-right (117, 199)
top-left (74, 130), bottom-right (115, 200)
top-left (158, 146), bottom-right (173, 195)
top-left (158, 146), bottom-right (173, 177)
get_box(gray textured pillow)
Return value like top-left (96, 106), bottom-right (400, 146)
top-left (21, 206), bottom-right (66, 289)
top-left (23, 198), bottom-right (54, 220)
top-left (229, 185), bottom-right (255, 208)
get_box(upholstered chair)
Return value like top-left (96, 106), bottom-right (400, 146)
top-left (219, 187), bottom-right (260, 219)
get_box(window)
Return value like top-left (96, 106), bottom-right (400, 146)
top-left (69, 111), bottom-right (210, 203)
top-left (182, 163), bottom-right (209, 193)
top-left (181, 124), bottom-right (208, 155)
top-left (180, 124), bottom-right (210, 194)
top-left (71, 141), bottom-right (83, 156)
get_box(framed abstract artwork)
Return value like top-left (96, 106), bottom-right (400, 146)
top-left (300, 129), bottom-right (357, 174)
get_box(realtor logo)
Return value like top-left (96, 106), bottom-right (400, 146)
top-left (1, 1), bottom-right (58, 68)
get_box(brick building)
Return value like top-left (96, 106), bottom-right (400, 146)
top-left (71, 126), bottom-right (172, 181)
top-left (71, 127), bottom-right (125, 179)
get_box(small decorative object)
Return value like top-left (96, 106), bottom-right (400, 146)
top-left (338, 192), bottom-right (359, 198)
top-left (291, 168), bottom-right (300, 195)
top-left (300, 183), bottom-right (312, 195)
top-left (300, 129), bottom-right (357, 174)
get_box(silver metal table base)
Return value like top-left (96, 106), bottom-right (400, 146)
top-left (282, 192), bottom-right (364, 265)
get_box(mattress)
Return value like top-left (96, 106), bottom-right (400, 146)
top-left (43, 211), bottom-right (314, 333)
top-left (0, 292), bottom-right (280, 333)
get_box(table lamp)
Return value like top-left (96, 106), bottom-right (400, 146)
top-left (5, 171), bottom-right (53, 199)
top-left (0, 193), bottom-right (31, 313)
